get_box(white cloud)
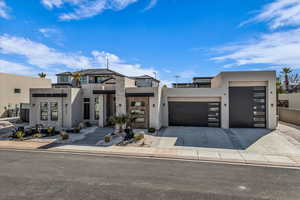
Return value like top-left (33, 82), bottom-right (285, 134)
top-left (243, 0), bottom-right (300, 29)
top-left (39, 28), bottom-right (59, 38)
top-left (143, 0), bottom-right (157, 11)
top-left (0, 34), bottom-right (158, 78)
top-left (0, 0), bottom-right (10, 19)
top-left (0, 34), bottom-right (92, 69)
top-left (0, 59), bottom-right (35, 75)
top-left (212, 28), bottom-right (300, 69)
top-left (41, 0), bottom-right (138, 20)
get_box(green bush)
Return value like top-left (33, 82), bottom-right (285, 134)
top-left (60, 131), bottom-right (69, 140)
top-left (134, 134), bottom-right (144, 142)
top-left (16, 131), bottom-right (25, 139)
top-left (33, 133), bottom-right (42, 138)
top-left (104, 136), bottom-right (111, 143)
top-left (148, 128), bottom-right (156, 133)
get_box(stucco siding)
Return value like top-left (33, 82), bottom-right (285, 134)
top-left (0, 73), bottom-right (51, 118)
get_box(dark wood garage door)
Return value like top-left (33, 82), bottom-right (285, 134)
top-left (168, 102), bottom-right (220, 127)
top-left (229, 87), bottom-right (266, 128)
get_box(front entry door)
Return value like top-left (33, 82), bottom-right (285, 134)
top-left (126, 97), bottom-right (149, 129)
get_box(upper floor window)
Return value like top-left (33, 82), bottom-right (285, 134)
top-left (135, 79), bottom-right (153, 88)
top-left (57, 76), bottom-right (70, 83)
top-left (14, 88), bottom-right (21, 93)
top-left (80, 76), bottom-right (88, 84)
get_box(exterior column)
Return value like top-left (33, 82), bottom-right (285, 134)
top-left (98, 95), bottom-right (105, 127)
top-left (115, 76), bottom-right (127, 116)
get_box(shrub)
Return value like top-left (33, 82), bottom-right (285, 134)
top-left (85, 121), bottom-right (92, 127)
top-left (148, 128), bottom-right (156, 133)
top-left (47, 127), bottom-right (55, 136)
top-left (16, 131), bottom-right (25, 139)
top-left (33, 133), bottom-right (42, 138)
top-left (104, 136), bottom-right (111, 143)
top-left (60, 131), bottom-right (69, 140)
top-left (134, 134), bottom-right (144, 142)
top-left (74, 127), bottom-right (81, 133)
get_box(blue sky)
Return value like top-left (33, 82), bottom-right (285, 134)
top-left (0, 0), bottom-right (300, 85)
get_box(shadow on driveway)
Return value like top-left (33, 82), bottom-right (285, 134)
top-left (157, 127), bottom-right (272, 150)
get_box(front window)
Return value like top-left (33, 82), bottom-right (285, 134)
top-left (50, 102), bottom-right (58, 121)
top-left (40, 102), bottom-right (48, 121)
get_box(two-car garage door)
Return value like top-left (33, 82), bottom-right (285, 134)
top-left (168, 101), bottom-right (221, 127)
top-left (168, 86), bottom-right (266, 128)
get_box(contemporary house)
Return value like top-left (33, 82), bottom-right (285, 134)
top-left (29, 69), bottom-right (277, 130)
top-left (0, 73), bottom-right (51, 118)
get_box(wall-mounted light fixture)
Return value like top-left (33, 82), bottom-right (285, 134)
top-left (32, 104), bottom-right (35, 107)
top-left (271, 103), bottom-right (274, 107)
top-left (119, 104), bottom-right (122, 107)
top-left (224, 103), bottom-right (227, 107)
top-left (163, 103), bottom-right (166, 106)
top-left (153, 104), bottom-right (155, 107)
top-left (65, 104), bottom-right (68, 107)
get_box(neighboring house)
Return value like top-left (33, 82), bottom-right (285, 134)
top-left (29, 70), bottom-right (277, 130)
top-left (0, 73), bottom-right (52, 118)
top-left (278, 93), bottom-right (300, 109)
top-left (173, 77), bottom-right (213, 88)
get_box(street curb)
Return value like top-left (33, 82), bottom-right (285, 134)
top-left (1, 147), bottom-right (299, 169)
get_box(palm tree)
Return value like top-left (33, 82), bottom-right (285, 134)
top-left (38, 72), bottom-right (46, 78)
top-left (72, 72), bottom-right (81, 88)
top-left (282, 67), bottom-right (292, 92)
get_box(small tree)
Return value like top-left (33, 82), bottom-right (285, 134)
top-left (109, 115), bottom-right (130, 134)
top-left (72, 72), bottom-right (81, 88)
top-left (38, 72), bottom-right (46, 78)
top-left (281, 67), bottom-right (292, 92)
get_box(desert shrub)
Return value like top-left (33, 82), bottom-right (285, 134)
top-left (148, 128), bottom-right (156, 133)
top-left (60, 131), bottom-right (69, 140)
top-left (85, 121), bottom-right (92, 127)
top-left (74, 127), bottom-right (81, 133)
top-left (134, 134), bottom-right (144, 142)
top-left (104, 136), bottom-right (111, 143)
top-left (16, 131), bottom-right (25, 139)
top-left (47, 127), bottom-right (56, 136)
top-left (33, 133), bottom-right (42, 138)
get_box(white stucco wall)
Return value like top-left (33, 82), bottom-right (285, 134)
top-left (161, 71), bottom-right (277, 130)
top-left (0, 73), bottom-right (51, 118)
top-left (279, 93), bottom-right (300, 109)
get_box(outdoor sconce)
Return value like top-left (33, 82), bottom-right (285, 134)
top-left (65, 104), bottom-right (68, 107)
top-left (224, 93), bottom-right (227, 96)
top-left (271, 104), bottom-right (274, 107)
top-left (119, 104), bottom-right (122, 107)
top-left (163, 103), bottom-right (166, 106)
top-left (153, 104), bottom-right (155, 107)
top-left (32, 104), bottom-right (35, 107)
top-left (224, 103), bottom-right (227, 107)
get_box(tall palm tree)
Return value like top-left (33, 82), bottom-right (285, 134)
top-left (38, 72), bottom-right (46, 78)
top-left (72, 72), bottom-right (81, 88)
top-left (282, 67), bottom-right (292, 92)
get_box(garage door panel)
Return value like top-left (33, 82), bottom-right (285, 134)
top-left (229, 87), bottom-right (266, 128)
top-left (168, 102), bottom-right (220, 127)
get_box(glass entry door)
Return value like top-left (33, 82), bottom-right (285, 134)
top-left (126, 97), bottom-right (149, 129)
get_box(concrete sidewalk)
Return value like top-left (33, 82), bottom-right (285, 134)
top-left (49, 145), bottom-right (300, 168)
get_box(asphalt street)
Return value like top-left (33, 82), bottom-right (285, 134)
top-left (0, 149), bottom-right (299, 200)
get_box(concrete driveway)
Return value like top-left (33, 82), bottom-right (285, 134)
top-left (154, 127), bottom-right (270, 150)
top-left (153, 126), bottom-right (300, 155)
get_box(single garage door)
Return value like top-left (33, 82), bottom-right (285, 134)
top-left (229, 86), bottom-right (266, 128)
top-left (168, 102), bottom-right (220, 127)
